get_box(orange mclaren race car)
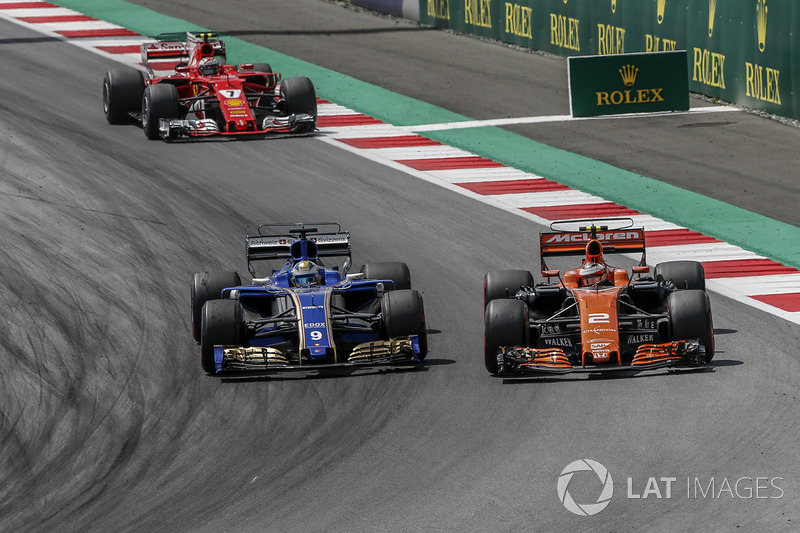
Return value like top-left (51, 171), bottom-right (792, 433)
top-left (483, 218), bottom-right (714, 377)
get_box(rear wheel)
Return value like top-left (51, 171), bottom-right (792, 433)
top-left (142, 83), bottom-right (181, 140)
top-left (200, 300), bottom-right (245, 374)
top-left (362, 262), bottom-right (411, 290)
top-left (483, 269), bottom-right (533, 309)
top-left (247, 62), bottom-right (276, 88)
top-left (669, 290), bottom-right (715, 363)
top-left (382, 289), bottom-right (427, 359)
top-left (103, 68), bottom-right (144, 124)
top-left (191, 270), bottom-right (241, 343)
top-left (484, 299), bottom-right (527, 375)
top-left (656, 261), bottom-right (705, 291)
top-left (280, 76), bottom-right (317, 132)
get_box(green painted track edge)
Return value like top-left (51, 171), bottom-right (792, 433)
top-left (50, 0), bottom-right (800, 269)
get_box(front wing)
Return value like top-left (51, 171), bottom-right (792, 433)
top-left (158, 113), bottom-right (316, 138)
top-left (498, 340), bottom-right (706, 377)
top-left (209, 336), bottom-right (424, 375)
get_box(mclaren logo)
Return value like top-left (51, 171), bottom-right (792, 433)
top-left (619, 64), bottom-right (638, 86)
top-left (756, 0), bottom-right (768, 52)
top-left (546, 231), bottom-right (641, 243)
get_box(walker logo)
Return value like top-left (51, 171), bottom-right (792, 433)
top-left (558, 459), bottom-right (614, 516)
top-left (568, 51), bottom-right (689, 118)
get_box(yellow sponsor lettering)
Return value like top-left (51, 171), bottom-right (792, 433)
top-left (745, 62), bottom-right (782, 105)
top-left (505, 3), bottom-right (532, 38)
top-left (597, 24), bottom-right (625, 55)
top-left (595, 89), bottom-right (665, 107)
top-left (427, 0), bottom-right (450, 19)
top-left (645, 34), bottom-right (677, 52)
top-left (550, 13), bottom-right (580, 51)
top-left (465, 0), bottom-right (492, 28)
top-left (692, 48), bottom-right (726, 89)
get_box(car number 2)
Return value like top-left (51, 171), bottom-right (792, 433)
top-left (588, 313), bottom-right (610, 323)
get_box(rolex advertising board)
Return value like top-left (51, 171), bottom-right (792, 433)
top-left (419, 0), bottom-right (800, 120)
top-left (568, 51), bottom-right (689, 118)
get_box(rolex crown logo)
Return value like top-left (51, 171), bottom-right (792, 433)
top-left (756, 0), bottom-right (768, 52)
top-left (708, 0), bottom-right (717, 37)
top-left (657, 0), bottom-right (667, 24)
top-left (619, 64), bottom-right (639, 86)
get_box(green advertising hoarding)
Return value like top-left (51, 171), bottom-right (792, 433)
top-left (569, 51), bottom-right (689, 117)
top-left (420, 0), bottom-right (799, 120)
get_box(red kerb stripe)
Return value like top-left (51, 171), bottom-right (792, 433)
top-left (459, 179), bottom-right (570, 195)
top-left (523, 203), bottom-right (641, 220)
top-left (645, 229), bottom-right (721, 247)
top-left (57, 28), bottom-right (139, 38)
top-left (317, 115), bottom-right (384, 127)
top-left (338, 136), bottom-right (441, 149)
top-left (19, 15), bottom-right (94, 22)
top-left (97, 45), bottom-right (141, 54)
top-left (399, 157), bottom-right (504, 171)
top-left (701, 259), bottom-right (799, 278)
top-left (750, 293), bottom-right (800, 313)
top-left (0, 2), bottom-right (58, 7)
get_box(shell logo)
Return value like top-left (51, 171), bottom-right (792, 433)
top-left (225, 99), bottom-right (244, 107)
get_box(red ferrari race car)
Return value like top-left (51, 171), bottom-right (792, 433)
top-left (483, 218), bottom-right (715, 377)
top-left (102, 31), bottom-right (317, 139)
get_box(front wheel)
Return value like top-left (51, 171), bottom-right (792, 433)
top-left (200, 300), bottom-right (245, 374)
top-left (280, 76), bottom-right (317, 132)
top-left (656, 261), bottom-right (705, 291)
top-left (142, 83), bottom-right (181, 140)
top-left (191, 270), bottom-right (241, 343)
top-left (382, 289), bottom-right (427, 359)
top-left (483, 269), bottom-right (533, 309)
top-left (669, 290), bottom-right (714, 363)
top-left (103, 68), bottom-right (144, 124)
top-left (484, 299), bottom-right (527, 375)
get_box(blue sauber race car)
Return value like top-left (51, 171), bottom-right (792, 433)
top-left (191, 223), bottom-right (427, 375)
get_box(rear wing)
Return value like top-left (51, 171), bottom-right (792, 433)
top-left (246, 223), bottom-right (351, 263)
top-left (539, 219), bottom-right (646, 271)
top-left (140, 31), bottom-right (226, 65)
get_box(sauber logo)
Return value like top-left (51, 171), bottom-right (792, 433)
top-left (545, 231), bottom-right (641, 244)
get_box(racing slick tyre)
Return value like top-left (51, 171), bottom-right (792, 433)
top-left (200, 300), bottom-right (245, 374)
top-left (382, 289), bottom-right (427, 359)
top-left (484, 299), bottom-right (527, 375)
top-left (280, 77), bottom-right (317, 133)
top-left (668, 289), bottom-right (715, 363)
top-left (191, 270), bottom-right (242, 343)
top-left (142, 83), bottom-right (181, 140)
top-left (656, 261), bottom-right (706, 291)
top-left (483, 270), bottom-right (534, 310)
top-left (362, 262), bottom-right (411, 290)
top-left (247, 63), bottom-right (276, 88)
top-left (103, 68), bottom-right (145, 124)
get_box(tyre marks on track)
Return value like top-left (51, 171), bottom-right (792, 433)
top-left (3, 0), bottom-right (799, 325)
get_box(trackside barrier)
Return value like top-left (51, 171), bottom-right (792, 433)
top-left (568, 50), bottom-right (689, 117)
top-left (418, 0), bottom-right (800, 121)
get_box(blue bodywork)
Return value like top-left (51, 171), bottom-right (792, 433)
top-left (205, 223), bottom-right (424, 374)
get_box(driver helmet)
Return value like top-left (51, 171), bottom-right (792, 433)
top-left (198, 57), bottom-right (220, 76)
top-left (291, 260), bottom-right (321, 286)
top-left (577, 262), bottom-right (607, 287)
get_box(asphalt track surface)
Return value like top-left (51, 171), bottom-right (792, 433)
top-left (0, 3), bottom-right (799, 532)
